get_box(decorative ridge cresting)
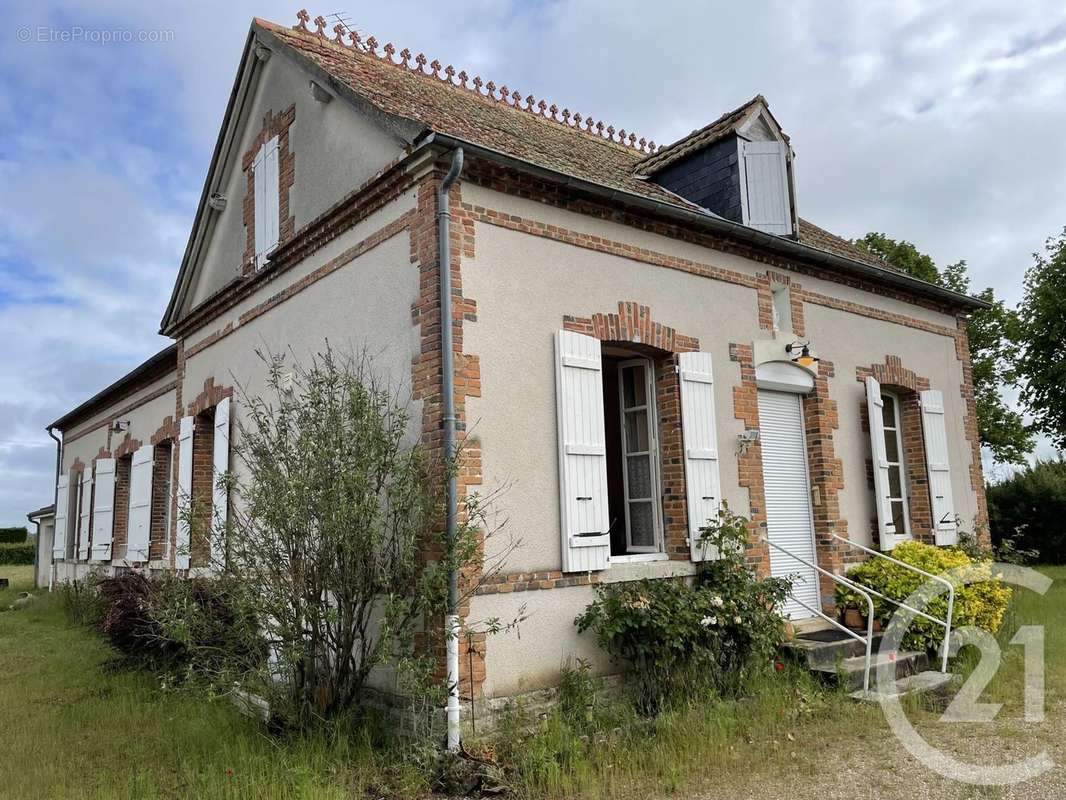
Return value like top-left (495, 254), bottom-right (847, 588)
top-left (290, 9), bottom-right (661, 154)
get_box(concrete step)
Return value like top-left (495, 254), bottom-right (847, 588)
top-left (810, 649), bottom-right (929, 691)
top-left (850, 670), bottom-right (953, 702)
top-left (782, 629), bottom-right (884, 669)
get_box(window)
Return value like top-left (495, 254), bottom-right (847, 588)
top-left (602, 352), bottom-right (663, 557)
top-left (880, 392), bottom-right (910, 536)
top-left (740, 140), bottom-right (792, 236)
top-left (253, 135), bottom-right (280, 269)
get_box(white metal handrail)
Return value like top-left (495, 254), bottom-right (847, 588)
top-left (766, 539), bottom-right (875, 692)
top-left (830, 533), bottom-right (955, 673)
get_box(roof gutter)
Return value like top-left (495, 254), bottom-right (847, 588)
top-left (418, 132), bottom-right (990, 312)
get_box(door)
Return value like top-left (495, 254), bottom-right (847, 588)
top-left (758, 390), bottom-right (820, 619)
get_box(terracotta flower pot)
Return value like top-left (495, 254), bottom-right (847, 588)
top-left (842, 608), bottom-right (865, 630)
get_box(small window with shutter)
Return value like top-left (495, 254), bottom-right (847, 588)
top-left (253, 135), bottom-right (280, 270)
top-left (740, 140), bottom-right (793, 236)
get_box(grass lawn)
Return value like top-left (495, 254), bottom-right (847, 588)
top-left (1, 563), bottom-right (1063, 799)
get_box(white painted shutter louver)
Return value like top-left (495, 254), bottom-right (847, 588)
top-left (678, 352), bottom-right (723, 561)
top-left (53, 474), bottom-right (69, 560)
top-left (554, 330), bottom-right (611, 572)
top-left (91, 458), bottom-right (116, 560)
top-left (920, 390), bottom-right (958, 546)
top-left (265, 137), bottom-right (280, 254)
top-left (865, 377), bottom-right (897, 550)
top-left (126, 445), bottom-right (154, 562)
top-left (77, 470), bottom-right (92, 560)
top-left (176, 415), bottom-right (194, 569)
top-left (211, 396), bottom-right (231, 566)
top-left (741, 141), bottom-right (792, 235)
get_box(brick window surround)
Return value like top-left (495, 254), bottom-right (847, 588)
top-left (856, 356), bottom-right (935, 548)
top-left (242, 105), bottom-right (296, 274)
top-left (563, 301), bottom-right (701, 561)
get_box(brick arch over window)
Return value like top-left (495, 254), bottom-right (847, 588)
top-left (856, 356), bottom-right (934, 545)
top-left (563, 302), bottom-right (700, 559)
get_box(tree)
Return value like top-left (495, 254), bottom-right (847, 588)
top-left (1018, 229), bottom-right (1066, 450)
top-left (855, 233), bottom-right (1032, 463)
top-left (184, 346), bottom-right (513, 728)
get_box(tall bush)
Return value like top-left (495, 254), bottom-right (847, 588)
top-left (0, 527), bottom-right (28, 544)
top-left (835, 540), bottom-right (1011, 652)
top-left (987, 459), bottom-right (1066, 563)
top-left (0, 543), bottom-right (34, 565)
top-left (184, 346), bottom-right (505, 728)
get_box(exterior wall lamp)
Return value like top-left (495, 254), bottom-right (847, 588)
top-left (785, 341), bottom-right (820, 368)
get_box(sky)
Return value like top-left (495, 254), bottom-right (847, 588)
top-left (1, 0), bottom-right (1064, 526)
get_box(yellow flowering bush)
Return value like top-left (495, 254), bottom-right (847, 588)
top-left (835, 540), bottom-right (1012, 652)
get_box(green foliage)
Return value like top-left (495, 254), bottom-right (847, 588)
top-left (1018, 229), bottom-right (1066, 449)
top-left (854, 232), bottom-right (940, 284)
top-left (0, 542), bottom-right (34, 565)
top-left (988, 459), bottom-right (1066, 564)
top-left (575, 504), bottom-right (790, 712)
top-left (57, 578), bottom-right (104, 626)
top-left (0, 526), bottom-right (28, 544)
top-left (834, 540), bottom-right (1011, 652)
top-left (856, 232), bottom-right (1032, 463)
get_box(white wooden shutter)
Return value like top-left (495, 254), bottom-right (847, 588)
top-left (866, 377), bottom-right (897, 550)
top-left (741, 141), bottom-right (792, 235)
top-left (91, 458), bottom-right (116, 560)
top-left (211, 397), bottom-right (231, 565)
top-left (77, 470), bottom-right (93, 560)
top-left (53, 473), bottom-right (69, 560)
top-left (678, 352), bottom-right (722, 561)
top-left (176, 415), bottom-right (194, 569)
top-left (253, 144), bottom-right (267, 269)
top-left (265, 136), bottom-right (280, 254)
top-left (920, 390), bottom-right (958, 545)
top-left (555, 330), bottom-right (610, 572)
top-left (126, 445), bottom-right (154, 562)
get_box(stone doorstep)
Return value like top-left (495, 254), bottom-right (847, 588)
top-left (850, 670), bottom-right (954, 702)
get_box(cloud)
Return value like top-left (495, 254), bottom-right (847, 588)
top-left (1, 0), bottom-right (1063, 524)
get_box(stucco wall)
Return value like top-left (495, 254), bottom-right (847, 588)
top-left (460, 183), bottom-right (977, 697)
top-left (188, 47), bottom-right (404, 310)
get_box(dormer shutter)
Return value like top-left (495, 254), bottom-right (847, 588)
top-left (740, 141), bottom-right (792, 236)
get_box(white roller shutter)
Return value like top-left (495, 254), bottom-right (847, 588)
top-left (678, 352), bottom-right (722, 561)
top-left (741, 141), bottom-right (792, 235)
top-left (921, 390), bottom-right (958, 545)
top-left (53, 474), bottom-right (69, 560)
top-left (91, 458), bottom-right (116, 560)
top-left (555, 330), bottom-right (610, 572)
top-left (126, 445), bottom-right (154, 562)
top-left (211, 397), bottom-right (231, 566)
top-left (77, 470), bottom-right (92, 560)
top-left (176, 415), bottom-right (194, 569)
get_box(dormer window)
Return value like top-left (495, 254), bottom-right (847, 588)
top-left (253, 135), bottom-right (280, 269)
top-left (739, 141), bottom-right (792, 235)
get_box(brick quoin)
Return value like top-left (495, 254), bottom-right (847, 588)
top-left (189, 411), bottom-right (214, 568)
top-left (729, 343), bottom-right (772, 578)
top-left (150, 442), bottom-right (173, 561)
top-left (113, 455), bottom-right (133, 559)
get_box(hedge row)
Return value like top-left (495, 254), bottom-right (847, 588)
top-left (0, 543), bottom-right (35, 565)
top-left (0, 527), bottom-right (28, 544)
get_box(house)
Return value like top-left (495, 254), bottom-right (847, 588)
top-left (35, 11), bottom-right (990, 707)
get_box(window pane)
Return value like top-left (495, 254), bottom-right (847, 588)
top-left (891, 500), bottom-right (907, 533)
top-left (882, 394), bottom-right (896, 429)
top-left (629, 502), bottom-right (655, 547)
top-left (622, 365), bottom-right (647, 408)
top-left (624, 410), bottom-right (649, 452)
top-left (627, 454), bottom-right (652, 498)
top-left (888, 465), bottom-right (902, 498)
top-left (883, 429), bottom-right (900, 463)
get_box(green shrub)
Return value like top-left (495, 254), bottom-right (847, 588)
top-left (835, 540), bottom-right (1011, 652)
top-left (0, 542), bottom-right (34, 565)
top-left (0, 526), bottom-right (28, 544)
top-left (988, 459), bottom-right (1066, 563)
top-left (575, 504), bottom-right (790, 712)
